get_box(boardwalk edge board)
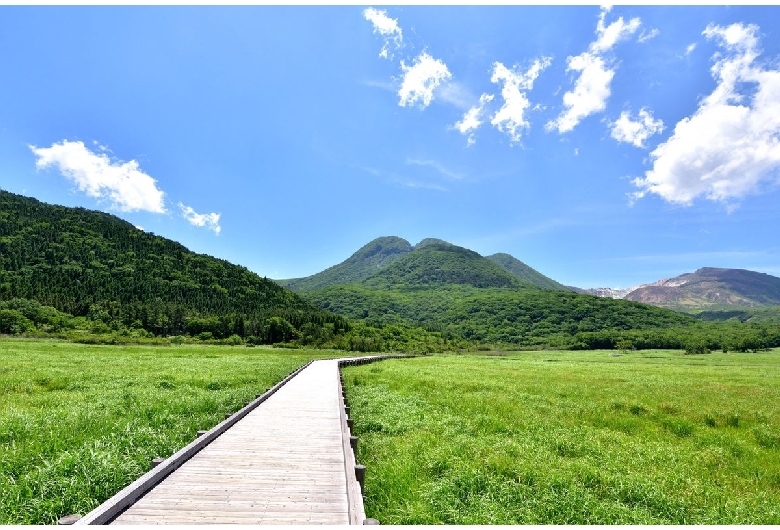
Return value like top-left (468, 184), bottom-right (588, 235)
top-left (338, 354), bottom-right (415, 526)
top-left (74, 360), bottom-right (316, 525)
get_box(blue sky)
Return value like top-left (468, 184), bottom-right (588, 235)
top-left (1, 5), bottom-right (779, 289)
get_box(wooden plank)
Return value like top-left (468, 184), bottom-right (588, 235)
top-left (75, 355), bottom-right (399, 525)
top-left (106, 358), bottom-right (375, 525)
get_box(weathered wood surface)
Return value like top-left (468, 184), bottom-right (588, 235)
top-left (109, 359), bottom-right (362, 525)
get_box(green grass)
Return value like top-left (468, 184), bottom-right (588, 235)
top-left (343, 350), bottom-right (780, 524)
top-left (0, 338), bottom-right (338, 524)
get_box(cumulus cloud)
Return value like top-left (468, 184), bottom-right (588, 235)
top-left (609, 108), bottom-right (664, 148)
top-left (29, 140), bottom-right (166, 213)
top-left (490, 57), bottom-right (552, 144)
top-left (178, 203), bottom-right (221, 235)
top-left (548, 6), bottom-right (641, 133)
top-left (363, 7), bottom-right (402, 60)
top-left (454, 93), bottom-right (494, 145)
top-left (398, 52), bottom-right (452, 108)
top-left (632, 23), bottom-right (780, 206)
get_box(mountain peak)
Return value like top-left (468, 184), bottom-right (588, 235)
top-left (580, 266), bottom-right (780, 309)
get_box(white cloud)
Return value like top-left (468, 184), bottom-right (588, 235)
top-left (685, 42), bottom-right (697, 56)
top-left (454, 93), bottom-right (494, 146)
top-left (548, 7), bottom-right (641, 133)
top-left (178, 202), bottom-right (221, 235)
top-left (609, 108), bottom-right (664, 148)
top-left (398, 52), bottom-right (452, 108)
top-left (29, 140), bottom-right (166, 213)
top-left (490, 57), bottom-right (552, 144)
top-left (637, 28), bottom-right (659, 43)
top-left (632, 23), bottom-right (780, 206)
top-left (363, 7), bottom-right (402, 60)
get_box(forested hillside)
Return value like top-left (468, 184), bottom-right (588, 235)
top-left (277, 236), bottom-right (412, 292)
top-left (0, 190), bottom-right (347, 342)
top-left (363, 242), bottom-right (524, 289)
top-left (297, 238), bottom-right (780, 352)
top-left (304, 284), bottom-right (700, 346)
top-left (486, 252), bottom-right (570, 291)
top-left (278, 236), bottom-right (565, 292)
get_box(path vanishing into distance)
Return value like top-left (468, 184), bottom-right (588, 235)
top-left (74, 357), bottom-right (386, 525)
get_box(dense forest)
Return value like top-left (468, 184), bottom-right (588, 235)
top-left (2, 189), bottom-right (779, 354)
top-left (0, 190), bottom-right (351, 345)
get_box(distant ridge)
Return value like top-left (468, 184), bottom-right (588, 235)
top-left (575, 267), bottom-right (780, 309)
top-left (625, 267), bottom-right (780, 309)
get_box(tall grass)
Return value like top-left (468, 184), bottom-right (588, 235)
top-left (344, 350), bottom-right (780, 524)
top-left (0, 339), bottom-right (335, 524)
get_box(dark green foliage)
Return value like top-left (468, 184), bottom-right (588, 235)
top-left (0, 190), bottom-right (347, 343)
top-left (694, 306), bottom-right (780, 323)
top-left (305, 284), bottom-right (698, 347)
top-left (486, 253), bottom-right (570, 291)
top-left (0, 309), bottom-right (33, 334)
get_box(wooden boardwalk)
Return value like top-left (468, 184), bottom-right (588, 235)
top-left (76, 357), bottom-right (376, 525)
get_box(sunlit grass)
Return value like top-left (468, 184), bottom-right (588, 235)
top-left (344, 349), bottom-right (780, 524)
top-left (0, 338), bottom-right (337, 524)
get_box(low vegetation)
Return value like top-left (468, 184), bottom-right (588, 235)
top-left (344, 350), bottom-right (780, 524)
top-left (0, 339), bottom-right (337, 524)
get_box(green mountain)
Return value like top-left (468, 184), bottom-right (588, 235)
top-left (292, 237), bottom-right (699, 347)
top-left (486, 253), bottom-right (569, 291)
top-left (363, 242), bottom-right (524, 289)
top-left (0, 190), bottom-right (346, 339)
top-left (278, 236), bottom-right (412, 292)
top-left (279, 236), bottom-right (566, 292)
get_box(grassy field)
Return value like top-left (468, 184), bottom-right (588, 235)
top-left (0, 339), bottom-right (338, 524)
top-left (343, 350), bottom-right (780, 524)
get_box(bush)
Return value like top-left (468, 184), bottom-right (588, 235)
top-left (0, 309), bottom-right (33, 334)
top-left (684, 338), bottom-right (710, 355)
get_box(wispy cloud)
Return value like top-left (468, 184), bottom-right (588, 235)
top-left (360, 165), bottom-right (448, 192)
top-left (632, 23), bottom-right (780, 207)
top-left (363, 7), bottom-right (402, 60)
top-left (684, 42), bottom-right (697, 56)
top-left (454, 93), bottom-right (494, 146)
top-left (29, 140), bottom-right (166, 213)
top-left (637, 28), bottom-right (659, 43)
top-left (436, 81), bottom-right (476, 111)
top-left (398, 52), bottom-right (452, 108)
top-left (407, 158), bottom-right (464, 180)
top-left (547, 6), bottom-right (641, 134)
top-left (609, 108), bottom-right (664, 148)
top-left (490, 57), bottom-right (552, 144)
top-left (178, 202), bottom-right (221, 234)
